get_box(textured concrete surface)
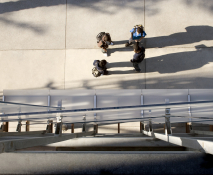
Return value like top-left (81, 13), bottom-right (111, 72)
top-left (145, 47), bottom-right (213, 88)
top-left (145, 0), bottom-right (213, 48)
top-left (0, 0), bottom-right (66, 50)
top-left (0, 152), bottom-right (213, 174)
top-left (65, 49), bottom-right (146, 89)
top-left (46, 137), bottom-right (176, 147)
top-left (0, 0), bottom-right (213, 90)
top-left (0, 0), bottom-right (213, 141)
top-left (66, 0), bottom-right (144, 49)
top-left (0, 50), bottom-right (65, 91)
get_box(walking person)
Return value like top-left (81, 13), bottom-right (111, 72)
top-left (125, 25), bottom-right (146, 47)
top-left (130, 42), bottom-right (145, 72)
top-left (92, 59), bottom-right (108, 77)
top-left (96, 32), bottom-right (113, 57)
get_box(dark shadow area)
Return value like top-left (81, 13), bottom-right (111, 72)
top-left (0, 0), bottom-right (142, 15)
top-left (0, 0), bottom-right (143, 36)
top-left (146, 26), bottom-right (213, 48)
top-left (146, 45), bottom-right (213, 74)
top-left (0, 0), bottom-right (65, 33)
top-left (107, 47), bottom-right (132, 56)
top-left (108, 70), bottom-right (136, 75)
top-left (107, 61), bottom-right (133, 68)
top-left (106, 60), bottom-right (145, 75)
top-left (107, 41), bottom-right (145, 56)
top-left (200, 153), bottom-right (213, 169)
top-left (65, 75), bottom-right (213, 89)
top-left (112, 40), bottom-right (129, 45)
top-left (106, 44), bottom-right (212, 75)
top-left (0, 0), bottom-right (65, 15)
top-left (184, 0), bottom-right (213, 14)
top-left (0, 17), bottom-right (46, 34)
top-left (45, 81), bottom-right (57, 89)
top-left (10, 152), bottom-right (213, 174)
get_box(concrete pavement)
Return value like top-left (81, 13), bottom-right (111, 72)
top-left (0, 0), bottom-right (213, 91)
top-left (1, 2), bottom-right (213, 172)
top-left (0, 152), bottom-right (212, 174)
top-left (0, 0), bottom-right (213, 135)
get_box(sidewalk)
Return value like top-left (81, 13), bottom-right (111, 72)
top-left (0, 0), bottom-right (213, 92)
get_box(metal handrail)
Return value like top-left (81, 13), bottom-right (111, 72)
top-left (0, 101), bottom-right (64, 109)
top-left (0, 100), bottom-right (213, 117)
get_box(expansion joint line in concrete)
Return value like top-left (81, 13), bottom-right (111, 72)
top-left (144, 0), bottom-right (145, 30)
top-left (144, 0), bottom-right (146, 89)
top-left (65, 0), bottom-right (67, 50)
top-left (64, 0), bottom-right (68, 89)
top-left (0, 47), bottom-right (211, 52)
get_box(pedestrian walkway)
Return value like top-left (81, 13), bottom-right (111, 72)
top-left (0, 0), bottom-right (213, 91)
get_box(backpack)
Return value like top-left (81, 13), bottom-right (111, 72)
top-left (96, 32), bottom-right (105, 43)
top-left (136, 47), bottom-right (145, 63)
top-left (137, 53), bottom-right (145, 63)
top-left (92, 67), bottom-right (101, 77)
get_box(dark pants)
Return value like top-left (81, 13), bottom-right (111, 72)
top-left (133, 62), bottom-right (141, 72)
top-left (101, 48), bottom-right (107, 53)
top-left (101, 41), bottom-right (111, 53)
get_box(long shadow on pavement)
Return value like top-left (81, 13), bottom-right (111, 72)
top-left (146, 26), bottom-right (213, 48)
top-left (106, 61), bottom-right (136, 75)
top-left (107, 40), bottom-right (145, 56)
top-left (107, 47), bottom-right (132, 56)
top-left (146, 45), bottom-right (213, 74)
top-left (106, 44), bottom-right (212, 75)
top-left (0, 0), bottom-right (142, 15)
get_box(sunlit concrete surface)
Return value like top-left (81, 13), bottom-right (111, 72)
top-left (0, 50), bottom-right (65, 91)
top-left (0, 0), bottom-right (213, 140)
top-left (0, 0), bottom-right (66, 50)
top-left (65, 49), bottom-right (146, 89)
top-left (66, 0), bottom-right (144, 49)
top-left (145, 47), bottom-right (213, 88)
top-left (145, 0), bottom-right (213, 48)
top-left (0, 0), bottom-right (212, 90)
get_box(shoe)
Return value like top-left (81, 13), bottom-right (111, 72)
top-left (110, 42), bottom-right (114, 45)
top-left (125, 42), bottom-right (132, 47)
top-left (103, 53), bottom-right (107, 57)
top-left (104, 70), bottom-right (109, 75)
top-left (134, 70), bottom-right (141, 73)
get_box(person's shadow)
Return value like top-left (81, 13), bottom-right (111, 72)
top-left (146, 44), bottom-right (212, 74)
top-left (107, 40), bottom-right (144, 56)
top-left (106, 61), bottom-right (143, 74)
top-left (107, 47), bottom-right (132, 56)
top-left (111, 26), bottom-right (213, 49)
top-left (146, 25), bottom-right (213, 48)
top-left (107, 44), bottom-right (212, 75)
top-left (104, 25), bottom-right (213, 74)
top-left (106, 61), bottom-right (133, 74)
